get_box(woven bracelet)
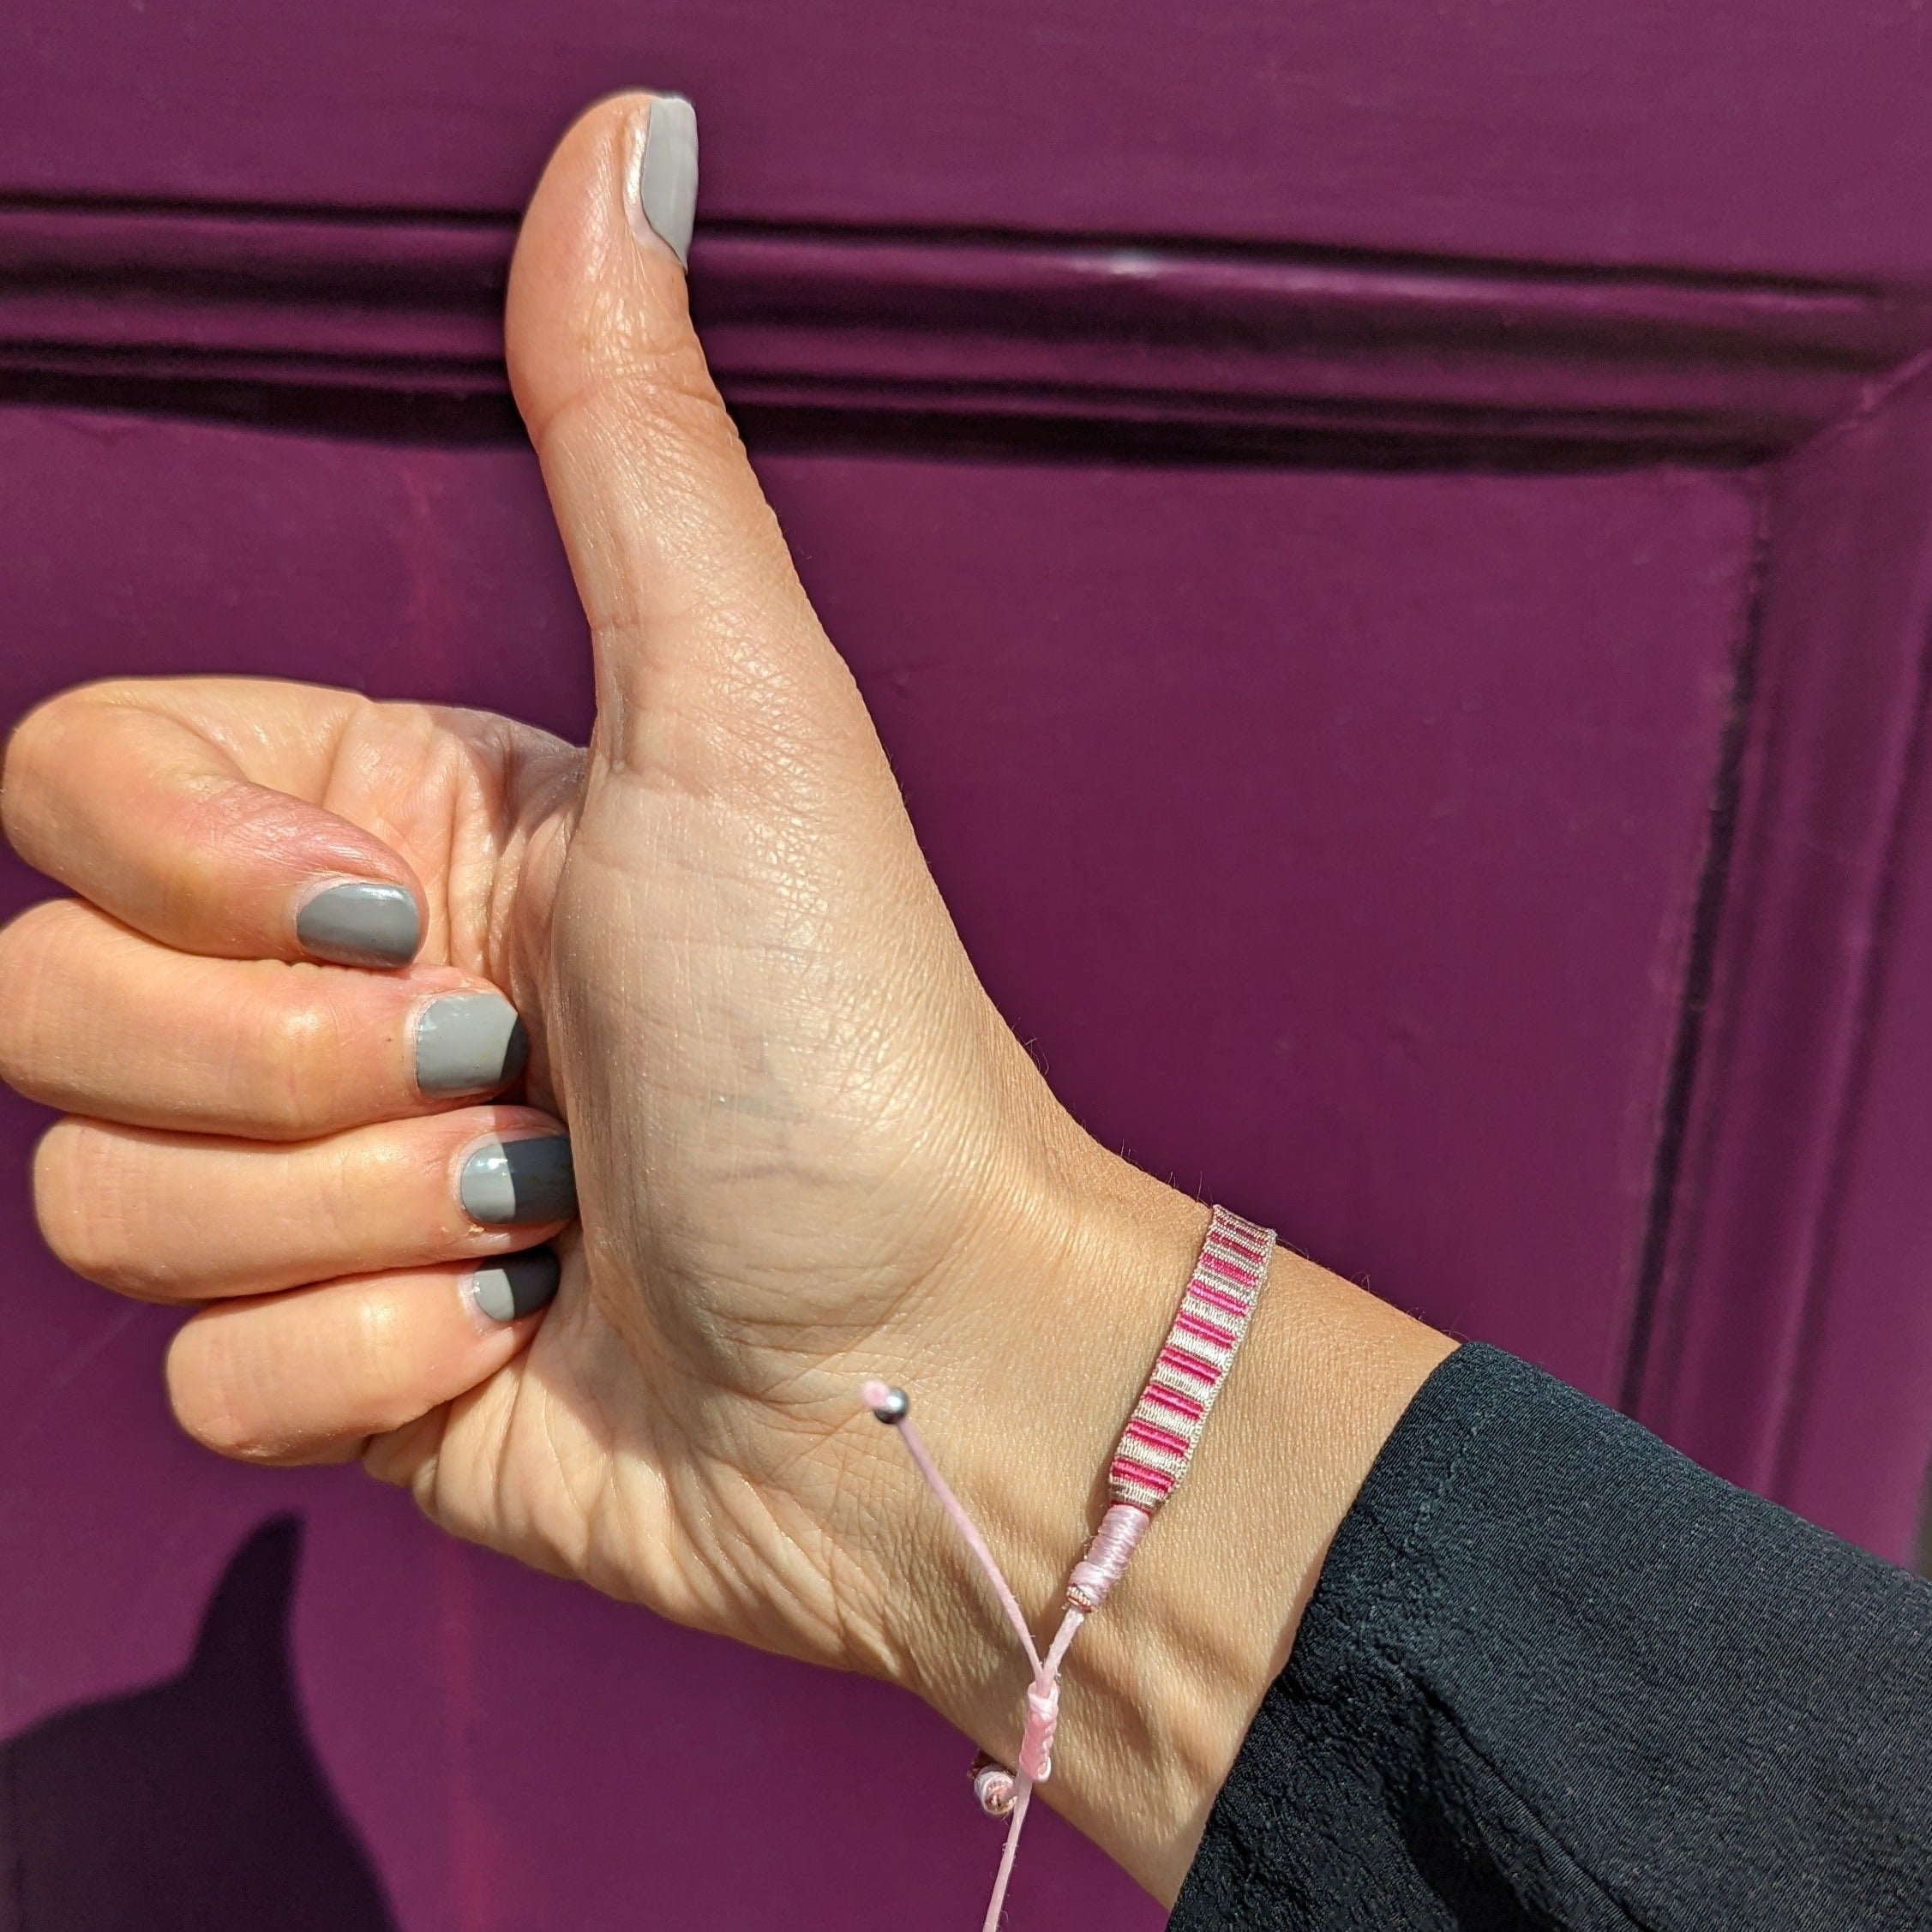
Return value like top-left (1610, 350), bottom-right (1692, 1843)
top-left (861, 1203), bottom-right (1276, 1931)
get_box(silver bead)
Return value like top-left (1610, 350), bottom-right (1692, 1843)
top-left (869, 1386), bottom-right (909, 1424)
top-left (971, 1751), bottom-right (1016, 1816)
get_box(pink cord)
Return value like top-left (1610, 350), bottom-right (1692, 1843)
top-left (859, 1206), bottom-right (1275, 1929)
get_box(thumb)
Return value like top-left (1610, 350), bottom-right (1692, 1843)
top-left (506, 92), bottom-right (873, 790)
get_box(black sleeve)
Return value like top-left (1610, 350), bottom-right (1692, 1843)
top-left (1171, 1344), bottom-right (1932, 1931)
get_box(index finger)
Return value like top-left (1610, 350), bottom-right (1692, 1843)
top-left (2, 677), bottom-right (426, 969)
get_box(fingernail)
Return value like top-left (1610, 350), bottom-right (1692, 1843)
top-left (460, 1137), bottom-right (576, 1227)
top-left (414, 993), bottom-right (528, 1096)
top-left (296, 882), bottom-right (420, 969)
top-left (634, 93), bottom-right (698, 268)
top-left (466, 1249), bottom-right (561, 1324)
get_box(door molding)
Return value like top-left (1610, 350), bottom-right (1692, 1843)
top-left (2, 198), bottom-right (1926, 459)
top-left (1632, 367), bottom-right (1932, 1558)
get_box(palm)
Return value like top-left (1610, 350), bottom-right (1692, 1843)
top-left (263, 643), bottom-right (1033, 1665)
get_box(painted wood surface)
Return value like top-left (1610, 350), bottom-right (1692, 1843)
top-left (1633, 363), bottom-right (1932, 1555)
top-left (4, 2), bottom-right (1932, 279)
top-left (3, 1), bottom-right (1932, 1924)
top-left (0, 401), bottom-right (1754, 1932)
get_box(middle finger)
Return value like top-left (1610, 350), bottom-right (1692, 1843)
top-left (0, 899), bottom-right (529, 1139)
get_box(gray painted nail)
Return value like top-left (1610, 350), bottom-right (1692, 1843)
top-left (414, 994), bottom-right (528, 1096)
top-left (460, 1137), bottom-right (576, 1227)
top-left (637, 93), bottom-right (698, 267)
top-left (296, 882), bottom-right (420, 969)
top-left (469, 1249), bottom-right (561, 1323)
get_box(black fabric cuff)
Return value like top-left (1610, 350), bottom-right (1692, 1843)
top-left (1171, 1343), bottom-right (1932, 1931)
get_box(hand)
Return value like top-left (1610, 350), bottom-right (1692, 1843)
top-left (0, 89), bottom-right (1071, 1659)
top-left (0, 93), bottom-right (1451, 1899)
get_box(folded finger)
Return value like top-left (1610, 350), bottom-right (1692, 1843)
top-left (3, 678), bottom-right (426, 968)
top-left (165, 1250), bottom-right (561, 1466)
top-left (0, 900), bottom-right (526, 1138)
top-left (35, 1106), bottom-right (574, 1302)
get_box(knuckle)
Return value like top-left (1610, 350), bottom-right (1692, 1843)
top-left (249, 986), bottom-right (352, 1136)
top-left (0, 685), bottom-right (129, 857)
top-left (314, 1136), bottom-right (370, 1254)
top-left (335, 1128), bottom-right (444, 1253)
top-left (31, 1119), bottom-right (137, 1287)
top-left (0, 894), bottom-right (74, 974)
top-left (617, 341), bottom-right (729, 423)
top-left (575, 236), bottom-right (713, 395)
top-left (169, 1314), bottom-right (345, 1466)
top-left (179, 1406), bottom-right (267, 1461)
top-left (0, 900), bottom-right (81, 1094)
top-left (343, 1292), bottom-right (412, 1401)
top-left (554, 336), bottom-right (731, 464)
top-left (0, 694), bottom-right (78, 849)
top-left (165, 1320), bottom-right (267, 1460)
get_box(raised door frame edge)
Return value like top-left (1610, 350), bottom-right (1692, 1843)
top-left (0, 201), bottom-right (1925, 457)
top-left (1631, 361), bottom-right (1932, 1561)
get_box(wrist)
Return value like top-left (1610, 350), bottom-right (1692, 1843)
top-left (848, 1129), bottom-right (1453, 1900)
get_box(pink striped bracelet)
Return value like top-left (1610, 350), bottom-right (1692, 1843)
top-left (861, 1203), bottom-right (1276, 1932)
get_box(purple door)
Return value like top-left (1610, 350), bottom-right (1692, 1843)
top-left (3, 5), bottom-right (1931, 1926)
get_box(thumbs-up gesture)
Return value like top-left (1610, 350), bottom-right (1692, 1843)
top-left (1, 88), bottom-right (1089, 1648)
top-left (0, 93), bottom-right (1446, 1900)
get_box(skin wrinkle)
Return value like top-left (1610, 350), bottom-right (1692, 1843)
top-left (535, 413), bottom-right (747, 612)
top-left (177, 681), bottom-right (363, 782)
top-left (556, 1228), bottom-right (908, 1653)
top-left (471, 748), bottom-right (581, 993)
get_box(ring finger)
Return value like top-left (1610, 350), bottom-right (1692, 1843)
top-left (34, 1105), bottom-right (575, 1301)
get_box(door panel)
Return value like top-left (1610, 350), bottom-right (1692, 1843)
top-left (0, 402), bottom-right (1754, 1929)
top-left (5, 1), bottom-right (1932, 1923)
top-left (3, 2), bottom-right (1932, 278)
top-left (766, 453), bottom-right (1753, 1395)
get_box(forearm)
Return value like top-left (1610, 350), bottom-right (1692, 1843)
top-left (850, 1141), bottom-right (1453, 1900)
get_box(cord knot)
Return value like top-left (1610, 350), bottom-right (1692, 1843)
top-left (1017, 1678), bottom-right (1059, 1783)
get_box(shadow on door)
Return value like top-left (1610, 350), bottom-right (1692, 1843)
top-left (0, 1515), bottom-right (397, 1931)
